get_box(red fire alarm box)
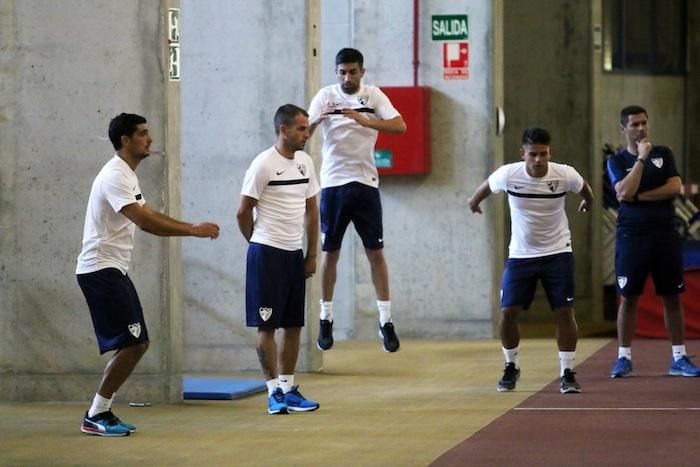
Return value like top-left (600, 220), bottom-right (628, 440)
top-left (375, 86), bottom-right (431, 175)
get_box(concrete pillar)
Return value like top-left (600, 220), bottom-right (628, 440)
top-left (0, 0), bottom-right (180, 402)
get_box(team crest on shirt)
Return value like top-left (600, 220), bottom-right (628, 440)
top-left (297, 163), bottom-right (306, 176)
top-left (358, 95), bottom-right (369, 105)
top-left (128, 322), bottom-right (142, 338)
top-left (651, 157), bottom-right (663, 168)
top-left (259, 307), bottom-right (273, 321)
top-left (617, 276), bottom-right (628, 289)
top-left (546, 180), bottom-right (559, 192)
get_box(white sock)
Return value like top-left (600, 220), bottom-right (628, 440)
top-left (109, 393), bottom-right (115, 409)
top-left (88, 393), bottom-right (111, 418)
top-left (377, 300), bottom-right (391, 325)
top-left (265, 379), bottom-right (279, 396)
top-left (278, 374), bottom-right (294, 393)
top-left (559, 351), bottom-right (576, 376)
top-left (320, 300), bottom-right (334, 322)
top-left (672, 345), bottom-right (686, 361)
top-left (618, 347), bottom-right (632, 360)
top-left (502, 346), bottom-right (520, 368)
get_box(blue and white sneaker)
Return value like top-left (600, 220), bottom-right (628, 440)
top-left (268, 388), bottom-right (289, 415)
top-left (610, 357), bottom-right (633, 378)
top-left (283, 385), bottom-right (319, 412)
top-left (112, 413), bottom-right (136, 433)
top-left (669, 355), bottom-right (700, 377)
top-left (80, 411), bottom-right (131, 436)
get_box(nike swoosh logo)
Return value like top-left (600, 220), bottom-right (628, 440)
top-left (514, 185), bottom-right (524, 189)
top-left (276, 170), bottom-right (285, 175)
top-left (566, 297), bottom-right (574, 302)
top-left (625, 168), bottom-right (632, 172)
top-left (678, 283), bottom-right (684, 289)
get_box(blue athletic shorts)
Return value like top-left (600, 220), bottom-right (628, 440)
top-left (320, 182), bottom-right (384, 251)
top-left (615, 228), bottom-right (684, 296)
top-left (246, 242), bottom-right (305, 328)
top-left (500, 252), bottom-right (575, 310)
top-left (76, 268), bottom-right (149, 354)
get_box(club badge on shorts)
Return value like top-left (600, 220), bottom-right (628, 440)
top-left (651, 157), bottom-right (663, 168)
top-left (259, 307), bottom-right (273, 321)
top-left (128, 322), bottom-right (142, 338)
top-left (617, 276), bottom-right (628, 289)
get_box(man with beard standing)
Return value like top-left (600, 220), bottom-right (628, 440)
top-left (308, 48), bottom-right (407, 353)
top-left (237, 104), bottom-right (321, 414)
top-left (608, 105), bottom-right (700, 378)
top-left (77, 113), bottom-right (220, 436)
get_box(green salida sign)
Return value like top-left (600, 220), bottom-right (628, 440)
top-left (431, 15), bottom-right (469, 41)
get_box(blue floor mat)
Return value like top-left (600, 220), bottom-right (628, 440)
top-left (183, 376), bottom-right (266, 400)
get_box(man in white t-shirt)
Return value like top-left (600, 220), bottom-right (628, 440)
top-left (308, 48), bottom-right (407, 353)
top-left (76, 113), bottom-right (220, 436)
top-left (237, 104), bottom-right (320, 415)
top-left (468, 128), bottom-right (593, 394)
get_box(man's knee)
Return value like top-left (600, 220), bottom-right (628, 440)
top-left (322, 250), bottom-right (341, 266)
top-left (365, 248), bottom-right (385, 265)
top-left (619, 295), bottom-right (640, 312)
top-left (500, 307), bottom-right (520, 321)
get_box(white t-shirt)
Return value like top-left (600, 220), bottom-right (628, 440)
top-left (241, 146), bottom-right (320, 251)
top-left (76, 155), bottom-right (146, 274)
top-left (488, 161), bottom-right (584, 259)
top-left (308, 84), bottom-right (401, 189)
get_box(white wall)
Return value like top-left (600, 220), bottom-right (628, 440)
top-left (180, 0), bottom-right (312, 371)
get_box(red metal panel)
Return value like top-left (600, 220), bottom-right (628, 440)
top-left (375, 86), bottom-right (431, 175)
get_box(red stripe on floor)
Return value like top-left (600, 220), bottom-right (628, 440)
top-left (431, 339), bottom-right (700, 467)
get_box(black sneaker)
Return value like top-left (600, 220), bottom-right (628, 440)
top-left (497, 362), bottom-right (520, 392)
top-left (560, 369), bottom-right (582, 394)
top-left (317, 319), bottom-right (334, 351)
top-left (378, 322), bottom-right (400, 352)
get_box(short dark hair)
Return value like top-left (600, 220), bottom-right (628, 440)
top-left (108, 113), bottom-right (147, 150)
top-left (620, 105), bottom-right (647, 126)
top-left (274, 104), bottom-right (308, 135)
top-left (521, 127), bottom-right (551, 146)
top-left (335, 48), bottom-right (364, 68)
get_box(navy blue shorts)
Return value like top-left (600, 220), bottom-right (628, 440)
top-left (500, 253), bottom-right (575, 310)
top-left (77, 268), bottom-right (149, 354)
top-left (246, 242), bottom-right (305, 328)
top-left (615, 228), bottom-right (684, 296)
top-left (320, 182), bottom-right (384, 251)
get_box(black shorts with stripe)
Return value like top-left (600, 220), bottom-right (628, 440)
top-left (246, 242), bottom-right (305, 328)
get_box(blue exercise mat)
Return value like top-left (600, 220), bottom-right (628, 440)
top-left (182, 376), bottom-right (266, 400)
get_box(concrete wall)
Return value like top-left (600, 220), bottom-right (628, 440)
top-left (3, 0), bottom-right (699, 398)
top-left (179, 0), bottom-right (316, 371)
top-left (178, 0), bottom-right (499, 379)
top-left (0, 0), bottom-right (174, 402)
top-left (503, 0), bottom-right (597, 321)
top-left (600, 76), bottom-right (685, 163)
